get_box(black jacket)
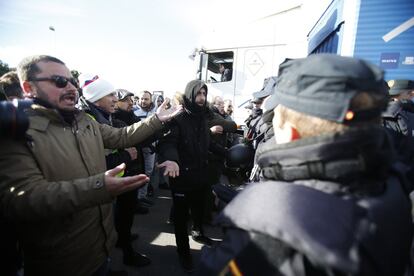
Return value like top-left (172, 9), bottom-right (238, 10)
top-left (158, 108), bottom-right (211, 191)
top-left (208, 105), bottom-right (237, 162)
top-left (198, 126), bottom-right (413, 276)
top-left (245, 108), bottom-right (263, 140)
top-left (383, 100), bottom-right (414, 182)
top-left (158, 80), bottom-right (220, 191)
top-left (112, 109), bottom-right (146, 176)
top-left (113, 108), bottom-right (140, 126)
top-left (383, 100), bottom-right (414, 137)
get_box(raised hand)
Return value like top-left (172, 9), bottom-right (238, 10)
top-left (156, 98), bottom-right (183, 122)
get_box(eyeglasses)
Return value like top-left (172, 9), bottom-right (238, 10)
top-left (28, 75), bottom-right (79, 88)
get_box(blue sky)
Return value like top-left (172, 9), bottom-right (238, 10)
top-left (0, 0), bottom-right (330, 97)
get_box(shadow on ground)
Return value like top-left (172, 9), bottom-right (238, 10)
top-left (110, 187), bottom-right (223, 275)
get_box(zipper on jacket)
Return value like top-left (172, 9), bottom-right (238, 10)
top-left (72, 117), bottom-right (111, 255)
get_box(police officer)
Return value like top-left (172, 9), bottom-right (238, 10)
top-left (382, 80), bottom-right (414, 182)
top-left (197, 54), bottom-right (413, 276)
top-left (249, 76), bottom-right (278, 147)
top-left (244, 97), bottom-right (264, 140)
top-left (382, 79), bottom-right (414, 137)
top-left (245, 76), bottom-right (280, 152)
top-left (247, 76), bottom-right (278, 182)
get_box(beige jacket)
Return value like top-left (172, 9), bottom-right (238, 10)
top-left (0, 104), bottom-right (162, 276)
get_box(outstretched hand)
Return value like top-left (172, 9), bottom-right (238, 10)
top-left (104, 163), bottom-right (149, 196)
top-left (156, 98), bottom-right (183, 122)
top-left (158, 160), bottom-right (180, 178)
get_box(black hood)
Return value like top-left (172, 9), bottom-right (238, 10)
top-left (183, 80), bottom-right (208, 115)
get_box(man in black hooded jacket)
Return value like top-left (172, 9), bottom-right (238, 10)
top-left (158, 80), bottom-right (232, 273)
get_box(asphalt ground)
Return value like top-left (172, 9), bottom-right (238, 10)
top-left (110, 186), bottom-right (223, 276)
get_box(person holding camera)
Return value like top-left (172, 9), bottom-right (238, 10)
top-left (0, 70), bottom-right (24, 276)
top-left (0, 55), bottom-right (180, 276)
top-left (0, 71), bottom-right (24, 100)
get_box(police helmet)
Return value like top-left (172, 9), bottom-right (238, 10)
top-left (226, 143), bottom-right (255, 169)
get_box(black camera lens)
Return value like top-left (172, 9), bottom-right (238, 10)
top-left (0, 99), bottom-right (32, 139)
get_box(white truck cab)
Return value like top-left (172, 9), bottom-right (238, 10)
top-left (192, 2), bottom-right (323, 124)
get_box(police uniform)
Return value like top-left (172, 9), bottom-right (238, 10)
top-left (382, 79), bottom-right (414, 137)
top-left (382, 80), bottom-right (414, 183)
top-left (197, 55), bottom-right (413, 276)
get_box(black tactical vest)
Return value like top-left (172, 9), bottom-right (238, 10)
top-left (217, 179), bottom-right (413, 275)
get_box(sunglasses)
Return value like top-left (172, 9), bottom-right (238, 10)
top-left (29, 75), bottom-right (79, 88)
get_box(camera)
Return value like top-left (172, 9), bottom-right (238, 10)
top-left (0, 99), bottom-right (33, 139)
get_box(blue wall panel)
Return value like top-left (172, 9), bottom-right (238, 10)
top-left (353, 0), bottom-right (414, 80)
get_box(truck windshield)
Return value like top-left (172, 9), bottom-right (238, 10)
top-left (204, 51), bottom-right (234, 83)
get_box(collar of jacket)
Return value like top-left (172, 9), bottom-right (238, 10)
top-left (251, 107), bottom-right (263, 118)
top-left (28, 102), bottom-right (80, 126)
top-left (255, 126), bottom-right (394, 186)
top-left (210, 105), bottom-right (224, 117)
top-left (83, 101), bottom-right (112, 125)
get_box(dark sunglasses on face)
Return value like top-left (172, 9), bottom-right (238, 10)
top-left (28, 75), bottom-right (79, 88)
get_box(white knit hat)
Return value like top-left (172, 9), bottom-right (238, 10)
top-left (79, 73), bottom-right (115, 103)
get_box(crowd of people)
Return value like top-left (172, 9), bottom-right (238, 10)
top-left (0, 53), bottom-right (413, 276)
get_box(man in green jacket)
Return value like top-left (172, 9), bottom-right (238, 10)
top-left (0, 55), bottom-right (180, 276)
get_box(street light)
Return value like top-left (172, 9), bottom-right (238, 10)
top-left (49, 26), bottom-right (56, 53)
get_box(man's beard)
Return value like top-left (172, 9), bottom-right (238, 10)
top-left (140, 104), bottom-right (151, 111)
top-left (120, 106), bottom-right (132, 112)
top-left (35, 86), bottom-right (78, 111)
top-left (33, 87), bottom-right (55, 108)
